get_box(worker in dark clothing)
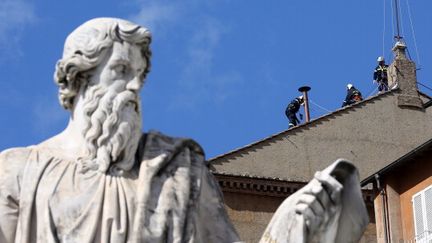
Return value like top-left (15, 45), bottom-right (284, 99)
top-left (342, 84), bottom-right (363, 107)
top-left (373, 56), bottom-right (389, 92)
top-left (285, 96), bottom-right (304, 128)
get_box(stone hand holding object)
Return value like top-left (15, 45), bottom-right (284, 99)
top-left (259, 159), bottom-right (369, 243)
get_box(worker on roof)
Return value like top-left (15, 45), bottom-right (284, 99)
top-left (285, 95), bottom-right (304, 128)
top-left (342, 83), bottom-right (363, 107)
top-left (373, 56), bottom-right (389, 92)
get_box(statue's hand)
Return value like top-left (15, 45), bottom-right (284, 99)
top-left (260, 160), bottom-right (368, 243)
top-left (294, 171), bottom-right (343, 237)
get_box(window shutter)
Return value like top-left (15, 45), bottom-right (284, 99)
top-left (425, 187), bottom-right (432, 233)
top-left (413, 185), bottom-right (432, 242)
top-left (413, 193), bottom-right (425, 238)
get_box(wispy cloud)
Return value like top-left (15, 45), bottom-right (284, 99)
top-left (0, 0), bottom-right (36, 59)
top-left (130, 1), bottom-right (181, 34)
top-left (175, 17), bottom-right (244, 108)
top-left (130, 0), bottom-right (204, 38)
top-left (130, 0), bottom-right (244, 110)
top-left (182, 18), bottom-right (225, 82)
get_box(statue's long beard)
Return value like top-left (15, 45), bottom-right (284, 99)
top-left (80, 84), bottom-right (142, 173)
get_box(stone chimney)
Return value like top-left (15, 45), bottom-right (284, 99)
top-left (387, 41), bottom-right (423, 109)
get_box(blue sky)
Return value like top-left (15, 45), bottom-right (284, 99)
top-left (1, 0), bottom-right (432, 159)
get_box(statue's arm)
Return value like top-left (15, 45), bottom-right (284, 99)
top-left (0, 148), bottom-right (29, 243)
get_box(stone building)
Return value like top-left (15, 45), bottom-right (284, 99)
top-left (209, 43), bottom-right (432, 242)
top-left (362, 138), bottom-right (432, 242)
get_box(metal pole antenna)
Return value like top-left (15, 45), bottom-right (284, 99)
top-left (394, 0), bottom-right (402, 41)
top-left (298, 86), bottom-right (311, 122)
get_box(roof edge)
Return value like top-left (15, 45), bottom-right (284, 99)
top-left (361, 137), bottom-right (432, 186)
top-left (418, 89), bottom-right (432, 100)
top-left (209, 90), bottom-right (397, 162)
top-left (212, 170), bottom-right (310, 183)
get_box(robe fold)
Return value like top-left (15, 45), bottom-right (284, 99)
top-left (0, 131), bottom-right (240, 243)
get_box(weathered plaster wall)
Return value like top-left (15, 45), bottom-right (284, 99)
top-left (397, 157), bottom-right (432, 241)
top-left (371, 155), bottom-right (432, 242)
top-left (223, 192), bottom-right (283, 242)
top-left (212, 93), bottom-right (432, 182)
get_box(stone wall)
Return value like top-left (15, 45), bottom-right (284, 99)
top-left (393, 155), bottom-right (432, 241)
top-left (223, 192), bottom-right (284, 242)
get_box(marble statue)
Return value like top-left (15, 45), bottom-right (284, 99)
top-left (0, 18), bottom-right (368, 243)
top-left (259, 159), bottom-right (369, 243)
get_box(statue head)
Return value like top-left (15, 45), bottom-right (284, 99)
top-left (54, 18), bottom-right (152, 173)
top-left (54, 17), bottom-right (152, 110)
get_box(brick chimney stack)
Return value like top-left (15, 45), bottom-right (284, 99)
top-left (387, 41), bottom-right (423, 109)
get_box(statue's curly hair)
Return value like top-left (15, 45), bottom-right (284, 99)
top-left (54, 18), bottom-right (152, 110)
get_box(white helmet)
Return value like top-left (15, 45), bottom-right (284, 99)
top-left (377, 56), bottom-right (385, 62)
top-left (297, 95), bottom-right (304, 104)
top-left (347, 83), bottom-right (353, 89)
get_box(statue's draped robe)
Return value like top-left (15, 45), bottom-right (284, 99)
top-left (0, 131), bottom-right (240, 243)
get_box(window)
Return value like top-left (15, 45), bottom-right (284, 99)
top-left (413, 185), bottom-right (432, 242)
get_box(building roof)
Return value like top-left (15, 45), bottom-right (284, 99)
top-left (209, 89), bottom-right (432, 183)
top-left (361, 136), bottom-right (432, 185)
top-left (210, 90), bottom-right (394, 162)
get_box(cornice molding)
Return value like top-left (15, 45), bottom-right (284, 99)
top-left (214, 173), bottom-right (375, 205)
